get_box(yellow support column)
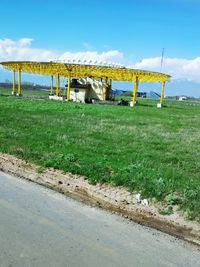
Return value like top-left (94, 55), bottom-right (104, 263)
top-left (131, 76), bottom-right (139, 106)
top-left (50, 75), bottom-right (54, 95)
top-left (12, 70), bottom-right (16, 95)
top-left (157, 81), bottom-right (165, 108)
top-left (67, 76), bottom-right (71, 101)
top-left (56, 74), bottom-right (60, 96)
top-left (18, 69), bottom-right (21, 96)
top-left (160, 81), bottom-right (165, 104)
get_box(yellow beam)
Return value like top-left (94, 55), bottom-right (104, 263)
top-left (160, 81), bottom-right (165, 104)
top-left (67, 76), bottom-right (71, 100)
top-left (132, 76), bottom-right (139, 103)
top-left (12, 70), bottom-right (16, 95)
top-left (18, 69), bottom-right (21, 96)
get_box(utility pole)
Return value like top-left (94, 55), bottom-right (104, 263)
top-left (160, 48), bottom-right (165, 73)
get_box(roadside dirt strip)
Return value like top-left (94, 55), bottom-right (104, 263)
top-left (0, 153), bottom-right (200, 246)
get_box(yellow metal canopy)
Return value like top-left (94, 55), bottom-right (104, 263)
top-left (0, 61), bottom-right (171, 83)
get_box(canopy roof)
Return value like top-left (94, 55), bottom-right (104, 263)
top-left (0, 61), bottom-right (171, 83)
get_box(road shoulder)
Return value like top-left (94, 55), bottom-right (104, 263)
top-left (0, 152), bottom-right (200, 246)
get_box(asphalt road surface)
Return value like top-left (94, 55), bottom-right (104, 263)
top-left (0, 171), bottom-right (200, 267)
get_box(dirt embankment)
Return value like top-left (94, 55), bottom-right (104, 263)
top-left (0, 153), bottom-right (200, 246)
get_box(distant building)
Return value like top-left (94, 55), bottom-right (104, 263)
top-left (136, 91), bottom-right (160, 99)
top-left (137, 92), bottom-right (147, 98)
top-left (179, 96), bottom-right (187, 101)
top-left (111, 90), bottom-right (161, 99)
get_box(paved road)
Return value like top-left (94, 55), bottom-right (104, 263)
top-left (0, 171), bottom-right (200, 267)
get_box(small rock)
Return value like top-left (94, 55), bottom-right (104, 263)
top-left (141, 199), bottom-right (149, 206)
top-left (135, 193), bottom-right (141, 203)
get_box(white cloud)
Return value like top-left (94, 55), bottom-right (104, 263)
top-left (133, 56), bottom-right (200, 83)
top-left (0, 38), bottom-right (55, 61)
top-left (0, 38), bottom-right (123, 64)
top-left (18, 38), bottom-right (33, 46)
top-left (1, 37), bottom-right (200, 84)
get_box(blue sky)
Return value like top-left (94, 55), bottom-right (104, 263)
top-left (1, 0), bottom-right (200, 96)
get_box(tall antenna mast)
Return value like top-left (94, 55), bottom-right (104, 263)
top-left (160, 48), bottom-right (165, 72)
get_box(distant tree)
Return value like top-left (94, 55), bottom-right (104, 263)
top-left (22, 81), bottom-right (34, 86)
top-left (121, 91), bottom-right (132, 96)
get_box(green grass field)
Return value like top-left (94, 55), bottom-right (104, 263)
top-left (0, 95), bottom-right (200, 220)
top-left (0, 87), bottom-right (49, 97)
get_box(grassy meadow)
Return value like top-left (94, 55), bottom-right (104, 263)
top-left (0, 87), bottom-right (49, 97)
top-left (0, 95), bottom-right (200, 220)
